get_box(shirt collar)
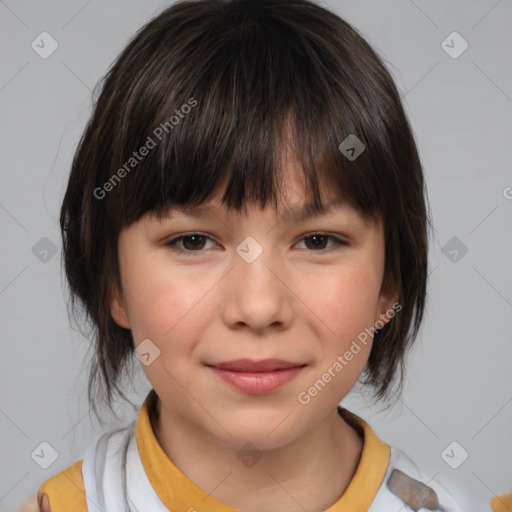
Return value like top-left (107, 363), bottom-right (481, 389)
top-left (136, 390), bottom-right (390, 511)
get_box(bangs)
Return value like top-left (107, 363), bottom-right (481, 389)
top-left (98, 0), bottom-right (398, 229)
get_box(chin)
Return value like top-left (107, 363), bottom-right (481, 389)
top-left (213, 409), bottom-right (304, 450)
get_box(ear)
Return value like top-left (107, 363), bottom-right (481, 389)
top-left (375, 281), bottom-right (400, 327)
top-left (109, 286), bottom-right (131, 329)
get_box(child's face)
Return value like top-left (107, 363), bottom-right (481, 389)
top-left (110, 162), bottom-right (395, 449)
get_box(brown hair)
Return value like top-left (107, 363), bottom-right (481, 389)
top-left (60, 0), bottom-right (431, 423)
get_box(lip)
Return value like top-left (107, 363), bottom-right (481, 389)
top-left (206, 359), bottom-right (306, 394)
top-left (208, 358), bottom-right (304, 372)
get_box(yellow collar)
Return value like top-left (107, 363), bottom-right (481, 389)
top-left (136, 391), bottom-right (390, 511)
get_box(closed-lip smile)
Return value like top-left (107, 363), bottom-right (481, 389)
top-left (207, 358), bottom-right (306, 372)
top-left (206, 358), bottom-right (307, 393)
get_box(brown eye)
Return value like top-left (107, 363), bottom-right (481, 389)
top-left (298, 234), bottom-right (348, 251)
top-left (180, 234), bottom-right (207, 250)
top-left (165, 232), bottom-right (348, 256)
top-left (166, 233), bottom-right (214, 254)
top-left (304, 234), bottom-right (329, 250)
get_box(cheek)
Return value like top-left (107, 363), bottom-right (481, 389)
top-left (297, 261), bottom-right (381, 394)
top-left (302, 265), bottom-right (381, 336)
top-left (122, 260), bottom-right (214, 353)
top-left (123, 265), bottom-right (209, 400)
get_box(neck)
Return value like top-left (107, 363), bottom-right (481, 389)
top-left (150, 397), bottom-right (364, 512)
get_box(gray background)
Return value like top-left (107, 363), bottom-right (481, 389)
top-left (1, 0), bottom-right (511, 510)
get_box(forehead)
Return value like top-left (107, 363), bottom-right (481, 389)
top-left (163, 197), bottom-right (350, 220)
top-left (144, 155), bottom-right (379, 229)
top-left (147, 196), bottom-right (379, 233)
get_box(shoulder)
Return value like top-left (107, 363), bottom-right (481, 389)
top-left (33, 459), bottom-right (86, 512)
top-left (15, 494), bottom-right (39, 512)
top-left (369, 447), bottom-right (466, 512)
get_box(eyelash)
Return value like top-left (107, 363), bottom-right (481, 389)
top-left (165, 232), bottom-right (349, 256)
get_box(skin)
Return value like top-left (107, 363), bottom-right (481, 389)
top-left (14, 493), bottom-right (49, 512)
top-left (108, 163), bottom-right (397, 512)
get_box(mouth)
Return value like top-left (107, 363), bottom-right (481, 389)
top-left (207, 358), bottom-right (306, 372)
top-left (205, 359), bottom-right (307, 394)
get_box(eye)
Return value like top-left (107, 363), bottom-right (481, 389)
top-left (165, 232), bottom-right (348, 255)
top-left (295, 234), bottom-right (348, 251)
top-left (165, 233), bottom-right (216, 255)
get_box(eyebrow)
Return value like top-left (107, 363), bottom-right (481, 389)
top-left (281, 199), bottom-right (348, 222)
top-left (163, 198), bottom-right (354, 222)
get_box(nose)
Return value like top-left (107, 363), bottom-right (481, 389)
top-left (221, 245), bottom-right (294, 334)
